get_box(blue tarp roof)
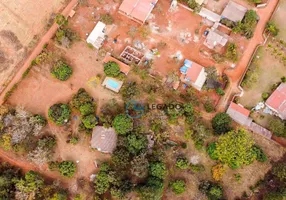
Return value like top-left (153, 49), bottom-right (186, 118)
top-left (184, 59), bottom-right (193, 68)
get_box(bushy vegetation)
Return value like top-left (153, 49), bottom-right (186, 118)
top-left (225, 43), bottom-right (238, 62)
top-left (112, 114), bottom-right (133, 135)
top-left (0, 163), bottom-right (68, 199)
top-left (51, 60), bottom-right (73, 81)
top-left (169, 179), bottom-right (186, 195)
top-left (199, 181), bottom-right (224, 200)
top-left (48, 103), bottom-right (71, 125)
top-left (58, 161), bottom-right (76, 178)
top-left (121, 81), bottom-right (140, 100)
top-left (232, 10), bottom-right (258, 39)
top-left (266, 21), bottom-right (279, 37)
top-left (176, 157), bottom-right (189, 169)
top-left (55, 27), bottom-right (78, 48)
top-left (100, 14), bottom-right (114, 25)
top-left (269, 118), bottom-right (286, 138)
top-left (104, 61), bottom-right (120, 77)
top-left (70, 88), bottom-right (97, 131)
top-left (209, 129), bottom-right (257, 169)
top-left (211, 112), bottom-right (232, 135)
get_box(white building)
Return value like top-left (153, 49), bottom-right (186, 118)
top-left (86, 21), bottom-right (106, 49)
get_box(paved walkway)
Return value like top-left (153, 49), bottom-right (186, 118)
top-left (217, 0), bottom-right (279, 111)
top-left (0, 0), bottom-right (78, 105)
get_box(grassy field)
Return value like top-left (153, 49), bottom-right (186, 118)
top-left (239, 44), bottom-right (285, 108)
top-left (272, 0), bottom-right (286, 41)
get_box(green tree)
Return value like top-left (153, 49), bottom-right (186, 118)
top-left (149, 162), bottom-right (167, 179)
top-left (58, 161), bottom-right (76, 178)
top-left (176, 157), bottom-right (189, 169)
top-left (112, 114), bottom-right (133, 135)
top-left (81, 114), bottom-right (98, 129)
top-left (55, 14), bottom-right (67, 26)
top-left (211, 112), bottom-right (232, 134)
top-left (215, 129), bottom-right (255, 169)
top-left (169, 179), bottom-right (186, 195)
top-left (207, 142), bottom-right (219, 160)
top-left (51, 60), bottom-right (73, 81)
top-left (216, 88), bottom-right (225, 96)
top-left (137, 177), bottom-right (164, 200)
top-left (104, 61), bottom-right (120, 77)
top-left (48, 103), bottom-right (71, 125)
top-left (127, 134), bottom-right (148, 155)
top-left (252, 145), bottom-right (267, 162)
top-left (100, 14), bottom-right (114, 25)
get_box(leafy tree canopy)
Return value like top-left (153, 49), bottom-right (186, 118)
top-left (211, 112), bottom-right (232, 135)
top-left (51, 60), bottom-right (73, 81)
top-left (58, 161), bottom-right (76, 178)
top-left (48, 103), bottom-right (71, 125)
top-left (112, 114), bottom-right (133, 135)
top-left (104, 61), bottom-right (120, 77)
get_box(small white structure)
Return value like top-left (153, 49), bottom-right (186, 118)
top-left (86, 21), bottom-right (106, 49)
top-left (199, 8), bottom-right (221, 23)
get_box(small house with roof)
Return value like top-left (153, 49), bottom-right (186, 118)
top-left (90, 126), bottom-right (117, 153)
top-left (118, 0), bottom-right (158, 24)
top-left (180, 59), bottom-right (207, 91)
top-left (221, 1), bottom-right (247, 23)
top-left (266, 83), bottom-right (286, 120)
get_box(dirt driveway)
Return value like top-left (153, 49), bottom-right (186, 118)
top-left (217, 0), bottom-right (280, 111)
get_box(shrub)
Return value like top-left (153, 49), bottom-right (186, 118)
top-left (190, 164), bottom-right (205, 172)
top-left (212, 163), bottom-right (226, 181)
top-left (204, 101), bottom-right (215, 113)
top-left (262, 92), bottom-right (269, 101)
top-left (48, 103), bottom-right (71, 125)
top-left (112, 114), bottom-right (133, 135)
top-left (252, 145), bottom-right (267, 162)
top-left (58, 161), bottom-right (76, 178)
top-left (169, 179), bottom-right (186, 195)
top-left (272, 162), bottom-right (286, 181)
top-left (55, 14), bottom-right (67, 26)
top-left (71, 88), bottom-right (94, 110)
top-left (216, 88), bottom-right (225, 96)
top-left (51, 60), bottom-right (73, 81)
top-left (69, 136), bottom-right (79, 145)
top-left (81, 114), bottom-right (98, 129)
top-left (207, 142), bottom-right (219, 160)
top-left (32, 114), bottom-right (47, 126)
top-left (48, 161), bottom-right (59, 171)
top-left (104, 61), bottom-right (120, 77)
top-left (199, 181), bottom-right (223, 200)
top-left (225, 43), bottom-right (238, 62)
top-left (100, 14), bottom-right (114, 25)
top-left (121, 81), bottom-right (140, 100)
top-left (266, 21), bottom-right (279, 36)
top-left (181, 143), bottom-right (187, 149)
top-left (234, 173), bottom-right (241, 182)
top-left (149, 162), bottom-right (167, 179)
top-left (281, 76), bottom-right (286, 83)
top-left (211, 113), bottom-right (232, 135)
top-left (0, 134), bottom-right (12, 150)
top-left (176, 157), bottom-right (189, 169)
top-left (269, 118), bottom-right (286, 138)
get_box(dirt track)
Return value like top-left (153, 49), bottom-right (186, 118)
top-left (217, 0), bottom-right (279, 111)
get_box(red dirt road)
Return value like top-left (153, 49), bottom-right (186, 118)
top-left (217, 0), bottom-right (279, 111)
top-left (0, 0), bottom-right (78, 105)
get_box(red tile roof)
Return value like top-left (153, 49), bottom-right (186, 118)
top-left (266, 83), bottom-right (286, 119)
top-left (229, 102), bottom-right (250, 117)
top-left (186, 62), bottom-right (203, 82)
top-left (119, 0), bottom-right (157, 23)
top-left (103, 55), bottom-right (131, 75)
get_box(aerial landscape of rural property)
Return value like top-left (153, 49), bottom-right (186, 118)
top-left (0, 0), bottom-right (286, 199)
